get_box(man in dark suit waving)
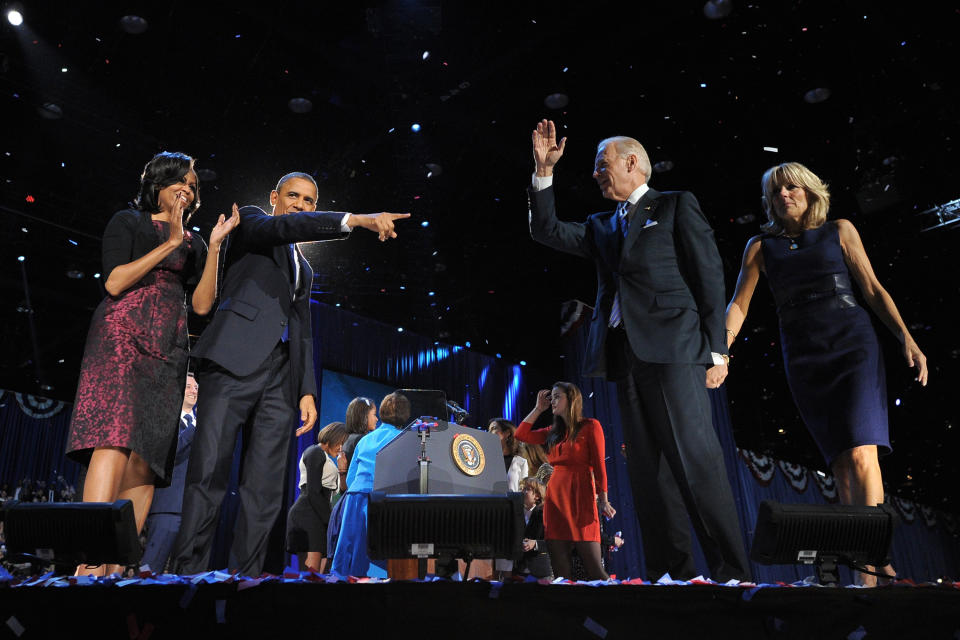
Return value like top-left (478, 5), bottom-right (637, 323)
top-left (172, 172), bottom-right (408, 576)
top-left (527, 120), bottom-right (749, 582)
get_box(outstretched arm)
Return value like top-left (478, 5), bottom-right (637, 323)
top-left (346, 212), bottom-right (411, 242)
top-left (725, 236), bottom-right (765, 348)
top-left (837, 219), bottom-right (928, 385)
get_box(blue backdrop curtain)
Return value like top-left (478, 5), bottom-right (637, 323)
top-left (0, 390), bottom-right (81, 500)
top-left (559, 309), bottom-right (960, 583)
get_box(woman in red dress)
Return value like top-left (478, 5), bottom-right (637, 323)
top-left (516, 382), bottom-right (616, 580)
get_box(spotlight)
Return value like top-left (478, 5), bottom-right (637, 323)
top-left (422, 51), bottom-right (430, 61)
top-left (421, 220), bottom-right (430, 227)
top-left (37, 103), bottom-right (63, 120)
top-left (411, 123), bottom-right (421, 132)
top-left (119, 15), bottom-right (148, 35)
top-left (543, 93), bottom-right (569, 109)
top-left (288, 97), bottom-right (313, 114)
top-left (803, 87), bottom-right (831, 104)
top-left (7, 10), bottom-right (23, 27)
top-left (703, 0), bottom-right (732, 19)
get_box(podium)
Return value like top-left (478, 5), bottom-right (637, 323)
top-left (367, 418), bottom-right (524, 578)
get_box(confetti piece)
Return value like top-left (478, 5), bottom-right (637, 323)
top-left (583, 617), bottom-right (608, 638)
top-left (5, 616), bottom-right (25, 637)
top-left (238, 578), bottom-right (264, 591)
top-left (742, 585), bottom-right (764, 601)
top-left (179, 583), bottom-right (198, 608)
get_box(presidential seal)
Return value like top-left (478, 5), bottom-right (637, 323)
top-left (451, 433), bottom-right (485, 476)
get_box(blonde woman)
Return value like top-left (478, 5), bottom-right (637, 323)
top-left (725, 162), bottom-right (927, 585)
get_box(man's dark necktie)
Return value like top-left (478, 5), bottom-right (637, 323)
top-left (608, 201), bottom-right (631, 328)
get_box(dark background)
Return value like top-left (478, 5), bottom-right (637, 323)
top-left (2, 1), bottom-right (957, 509)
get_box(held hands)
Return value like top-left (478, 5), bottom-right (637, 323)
top-left (532, 119), bottom-right (566, 177)
top-left (296, 395), bottom-right (318, 437)
top-left (209, 203), bottom-right (241, 248)
top-left (705, 363), bottom-right (728, 389)
top-left (904, 338), bottom-right (929, 386)
top-left (350, 212), bottom-right (412, 242)
top-left (522, 538), bottom-right (537, 552)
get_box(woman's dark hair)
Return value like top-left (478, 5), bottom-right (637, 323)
top-left (134, 151), bottom-right (200, 221)
top-left (316, 421), bottom-right (349, 447)
top-left (345, 397), bottom-right (376, 434)
top-left (379, 391), bottom-right (411, 428)
top-left (545, 381), bottom-right (585, 452)
top-left (488, 418), bottom-right (518, 456)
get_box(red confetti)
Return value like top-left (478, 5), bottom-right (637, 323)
top-left (25, 195), bottom-right (35, 203)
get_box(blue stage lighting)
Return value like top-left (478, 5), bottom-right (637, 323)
top-left (411, 123), bottom-right (421, 132)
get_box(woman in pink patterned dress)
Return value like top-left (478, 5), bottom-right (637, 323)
top-left (66, 151), bottom-right (238, 575)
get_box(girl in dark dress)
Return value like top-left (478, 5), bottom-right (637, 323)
top-left (287, 422), bottom-right (349, 573)
top-left (66, 152), bottom-right (239, 576)
top-left (725, 162), bottom-right (928, 585)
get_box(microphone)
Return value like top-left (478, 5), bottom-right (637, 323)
top-left (446, 400), bottom-right (470, 425)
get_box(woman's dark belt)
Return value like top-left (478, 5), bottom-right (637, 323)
top-left (774, 272), bottom-right (858, 323)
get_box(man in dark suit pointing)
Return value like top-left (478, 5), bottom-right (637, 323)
top-left (172, 172), bottom-right (408, 576)
top-left (527, 120), bottom-right (749, 582)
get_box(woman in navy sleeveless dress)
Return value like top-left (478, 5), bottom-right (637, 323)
top-left (725, 162), bottom-right (927, 585)
top-left (66, 152), bottom-right (238, 575)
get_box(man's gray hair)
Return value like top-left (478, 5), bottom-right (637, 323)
top-left (598, 136), bottom-right (652, 183)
